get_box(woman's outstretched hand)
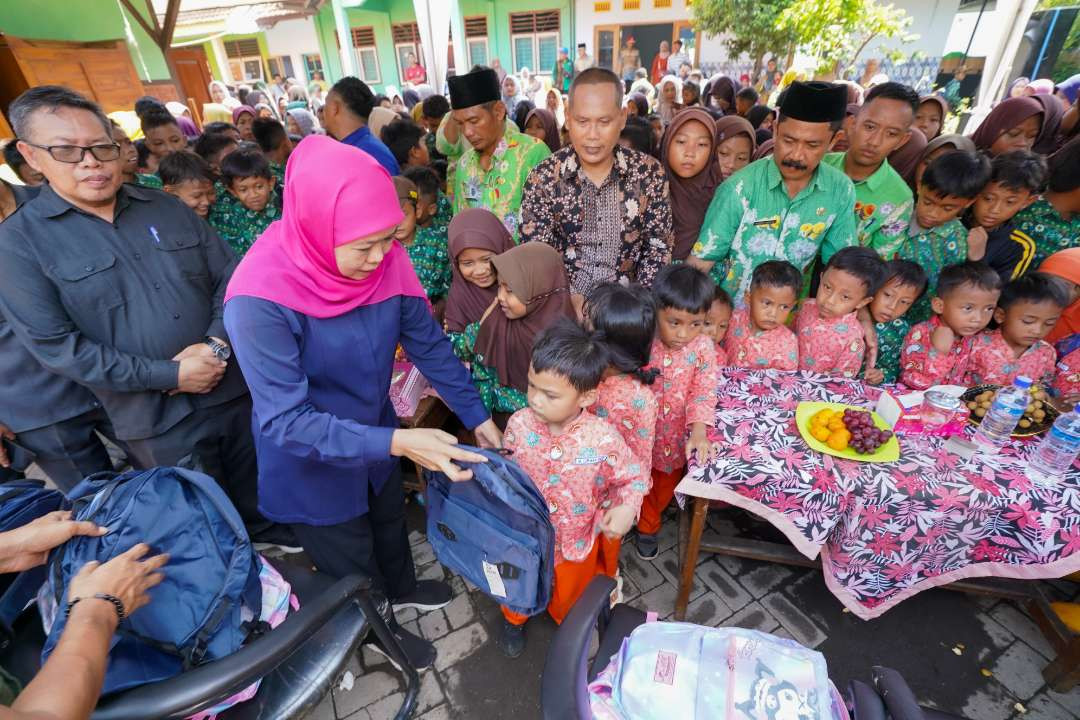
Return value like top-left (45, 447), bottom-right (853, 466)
top-left (473, 419), bottom-right (503, 450)
top-left (391, 428), bottom-right (488, 482)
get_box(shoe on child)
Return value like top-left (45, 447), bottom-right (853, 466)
top-left (392, 579), bottom-right (453, 613)
top-left (636, 532), bottom-right (659, 561)
top-left (496, 620), bottom-right (526, 658)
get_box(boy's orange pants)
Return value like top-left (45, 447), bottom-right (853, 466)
top-left (502, 535), bottom-right (621, 626)
top-left (637, 466), bottom-right (684, 535)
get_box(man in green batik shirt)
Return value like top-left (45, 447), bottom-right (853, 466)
top-left (691, 81), bottom-right (857, 300)
top-left (1016, 142), bottom-right (1080, 267)
top-left (822, 82), bottom-right (918, 259)
top-left (445, 68), bottom-right (550, 238)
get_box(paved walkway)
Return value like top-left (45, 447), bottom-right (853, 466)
top-left (304, 501), bottom-right (1080, 720)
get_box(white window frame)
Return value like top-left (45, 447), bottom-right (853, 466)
top-left (512, 31), bottom-right (558, 77)
top-left (395, 42), bottom-right (421, 81)
top-left (466, 37), bottom-right (489, 67)
top-left (354, 46), bottom-right (381, 84)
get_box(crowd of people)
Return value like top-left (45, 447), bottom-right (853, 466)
top-left (1, 46), bottom-right (1080, 712)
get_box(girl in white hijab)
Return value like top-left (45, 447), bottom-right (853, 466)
top-left (208, 80), bottom-right (241, 109)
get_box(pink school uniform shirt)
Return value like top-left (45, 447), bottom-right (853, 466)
top-left (504, 408), bottom-right (648, 563)
top-left (591, 373), bottom-right (659, 477)
top-left (1054, 347), bottom-right (1080, 398)
top-left (899, 315), bottom-right (976, 390)
top-left (724, 308), bottom-right (798, 371)
top-left (795, 300), bottom-right (865, 378)
top-left (964, 329), bottom-right (1056, 388)
top-left (650, 334), bottom-right (719, 474)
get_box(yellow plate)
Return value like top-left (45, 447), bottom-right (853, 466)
top-left (795, 401), bottom-right (900, 463)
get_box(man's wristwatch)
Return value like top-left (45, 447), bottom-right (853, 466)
top-left (203, 337), bottom-right (231, 361)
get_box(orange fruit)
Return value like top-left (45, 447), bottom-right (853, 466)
top-left (826, 430), bottom-right (850, 451)
top-left (812, 426), bottom-right (831, 442)
top-left (827, 418), bottom-right (845, 431)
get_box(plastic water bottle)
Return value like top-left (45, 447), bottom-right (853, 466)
top-left (972, 376), bottom-right (1032, 453)
top-left (1029, 410), bottom-right (1080, 483)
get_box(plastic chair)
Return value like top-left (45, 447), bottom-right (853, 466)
top-left (0, 559), bottom-right (419, 720)
top-left (540, 575), bottom-right (968, 720)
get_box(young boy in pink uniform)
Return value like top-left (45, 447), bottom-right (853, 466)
top-left (900, 262), bottom-right (1002, 389)
top-left (499, 323), bottom-right (648, 657)
top-left (797, 247), bottom-right (886, 378)
top-left (637, 265), bottom-right (718, 561)
top-left (965, 273), bottom-right (1066, 388)
top-left (702, 286), bottom-right (734, 365)
top-left (725, 261), bottom-right (800, 371)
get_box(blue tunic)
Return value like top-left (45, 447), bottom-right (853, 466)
top-left (341, 126), bottom-right (401, 176)
top-left (224, 294), bottom-right (488, 525)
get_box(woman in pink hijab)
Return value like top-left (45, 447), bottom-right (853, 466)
top-left (224, 135), bottom-right (500, 670)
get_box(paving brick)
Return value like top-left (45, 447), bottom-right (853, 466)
top-left (394, 606), bottom-right (419, 624)
top-left (408, 530), bottom-right (426, 547)
top-left (1046, 686), bottom-right (1080, 717)
top-left (418, 705), bottom-right (452, 720)
top-left (760, 592), bottom-right (827, 649)
top-left (365, 692), bottom-right (408, 720)
top-left (416, 562), bottom-right (446, 583)
top-left (725, 601), bottom-right (780, 634)
top-left (617, 569), bottom-right (642, 604)
top-left (989, 602), bottom-right (1056, 660)
top-left (960, 685), bottom-right (1018, 720)
top-left (657, 516), bottom-right (680, 553)
top-left (307, 691), bottom-right (336, 720)
top-left (655, 548), bottom-right (684, 588)
top-left (714, 552), bottom-right (754, 577)
top-left (419, 609), bottom-right (451, 640)
top-left (696, 560), bottom-right (753, 612)
top-left (433, 622), bottom-right (489, 672)
top-left (332, 670), bottom-right (400, 718)
top-left (1013, 692), bottom-right (1075, 720)
top-left (447, 574), bottom-right (467, 595)
top-left (620, 551), bottom-right (666, 594)
top-left (991, 641), bottom-right (1049, 700)
top-left (629, 576), bottom-right (702, 618)
top-left (976, 611), bottom-right (1019, 651)
top-left (361, 644), bottom-right (390, 670)
top-left (740, 564), bottom-right (794, 599)
top-left (682, 590), bottom-right (733, 627)
top-left (443, 593), bottom-right (475, 630)
top-left (415, 671), bottom-right (446, 714)
top-left (412, 541), bottom-right (436, 567)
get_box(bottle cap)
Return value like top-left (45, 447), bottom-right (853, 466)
top-left (1014, 376), bottom-right (1032, 388)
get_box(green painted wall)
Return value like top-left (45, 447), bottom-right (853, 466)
top-left (0, 0), bottom-right (170, 81)
top-left (314, 5), bottom-right (344, 83)
top-left (345, 7), bottom-right (403, 93)
top-left (201, 41), bottom-right (223, 81)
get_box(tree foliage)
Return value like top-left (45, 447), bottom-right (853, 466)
top-left (691, 0), bottom-right (799, 74)
top-left (777, 0), bottom-right (917, 77)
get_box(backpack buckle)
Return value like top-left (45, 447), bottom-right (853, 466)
top-left (496, 563), bottom-right (521, 580)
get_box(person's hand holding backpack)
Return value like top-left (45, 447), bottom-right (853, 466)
top-left (67, 543), bottom-right (169, 621)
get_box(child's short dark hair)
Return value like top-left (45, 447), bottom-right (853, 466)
top-left (998, 272), bottom-right (1070, 311)
top-left (824, 246), bottom-right (887, 296)
top-left (402, 165), bottom-right (440, 199)
top-left (251, 117), bottom-right (287, 152)
top-left (381, 119), bottom-right (425, 167)
top-left (421, 94), bottom-right (450, 120)
top-left (712, 286), bottom-right (734, 309)
top-left (584, 283), bottom-right (658, 384)
top-left (140, 108), bottom-right (179, 134)
top-left (750, 260), bottom-right (802, 295)
top-left (882, 259), bottom-right (928, 297)
top-left (135, 139), bottom-right (150, 169)
top-left (990, 151), bottom-right (1047, 195)
top-left (1048, 137), bottom-right (1080, 193)
top-left (653, 264), bottom-right (715, 315)
top-left (430, 159), bottom-right (448, 187)
top-left (736, 87), bottom-right (759, 104)
top-left (194, 132), bottom-right (238, 163)
top-left (936, 261), bottom-right (1002, 299)
top-left (134, 95), bottom-right (166, 119)
top-left (620, 116), bottom-right (654, 155)
top-left (202, 121), bottom-right (238, 136)
top-left (921, 151), bottom-right (991, 199)
top-left (221, 145), bottom-right (273, 184)
top-left (158, 151), bottom-right (213, 187)
top-left (531, 320), bottom-right (609, 393)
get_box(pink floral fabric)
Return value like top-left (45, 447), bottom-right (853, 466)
top-left (504, 408), bottom-right (649, 562)
top-left (899, 316), bottom-right (975, 390)
top-left (964, 329), bottom-right (1057, 388)
top-left (1055, 348), bottom-right (1080, 398)
top-left (724, 308), bottom-right (798, 371)
top-left (649, 335), bottom-right (719, 474)
top-left (592, 373), bottom-right (659, 477)
top-left (795, 300), bottom-right (865, 378)
top-left (677, 368), bottom-right (1080, 619)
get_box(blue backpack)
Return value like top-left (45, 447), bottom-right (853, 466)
top-left (0, 478), bottom-right (65, 626)
top-left (41, 467), bottom-right (262, 695)
top-left (425, 447), bottom-right (555, 617)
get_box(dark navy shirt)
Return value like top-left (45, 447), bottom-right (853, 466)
top-left (340, 126), bottom-right (401, 176)
top-left (224, 294), bottom-right (489, 525)
top-left (0, 184), bottom-right (245, 440)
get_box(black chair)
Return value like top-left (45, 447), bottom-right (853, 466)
top-left (0, 559), bottom-right (419, 720)
top-left (540, 576), bottom-right (968, 720)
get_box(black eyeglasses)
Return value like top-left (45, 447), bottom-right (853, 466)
top-left (21, 142), bottom-right (121, 163)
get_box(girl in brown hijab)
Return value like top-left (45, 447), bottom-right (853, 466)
top-left (970, 96), bottom-right (1044, 155)
top-left (661, 109), bottom-right (725, 260)
top-left (523, 107), bottom-right (561, 153)
top-left (713, 115), bottom-right (757, 180)
top-left (914, 96), bottom-right (949, 141)
top-left (472, 243), bottom-right (575, 402)
top-left (445, 208), bottom-right (514, 334)
top-left (707, 76), bottom-right (739, 113)
top-left (886, 126), bottom-right (928, 186)
top-left (1031, 93), bottom-right (1065, 154)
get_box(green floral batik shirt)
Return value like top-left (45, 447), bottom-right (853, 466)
top-left (450, 322), bottom-right (528, 414)
top-left (1013, 198), bottom-right (1080, 268)
top-left (822, 152), bottom-right (913, 259)
top-left (897, 218), bottom-right (968, 324)
top-left (407, 194), bottom-right (453, 301)
top-left (208, 184), bottom-right (281, 257)
top-left (870, 317), bottom-right (912, 384)
top-left (693, 156), bottom-right (857, 299)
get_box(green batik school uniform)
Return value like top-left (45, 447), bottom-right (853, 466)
top-left (1014, 198), bottom-right (1080, 268)
top-left (450, 322), bottom-right (528, 414)
top-left (406, 194), bottom-right (453, 301)
top-left (208, 183), bottom-right (281, 257)
top-left (897, 218), bottom-right (968, 324)
top-left (869, 317), bottom-right (911, 384)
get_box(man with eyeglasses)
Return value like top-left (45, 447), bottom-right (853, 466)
top-left (0, 86), bottom-right (277, 543)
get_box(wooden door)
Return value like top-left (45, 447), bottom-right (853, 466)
top-left (169, 47), bottom-right (212, 110)
top-left (4, 36), bottom-right (143, 113)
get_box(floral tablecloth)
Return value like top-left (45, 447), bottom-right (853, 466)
top-left (676, 368), bottom-right (1080, 619)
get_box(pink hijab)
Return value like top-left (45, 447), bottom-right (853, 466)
top-left (224, 135), bottom-right (422, 317)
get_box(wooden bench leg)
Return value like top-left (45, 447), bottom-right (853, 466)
top-left (1043, 634), bottom-right (1080, 693)
top-left (674, 496), bottom-right (708, 621)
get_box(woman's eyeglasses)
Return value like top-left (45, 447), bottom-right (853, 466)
top-left (21, 142), bottom-right (122, 163)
